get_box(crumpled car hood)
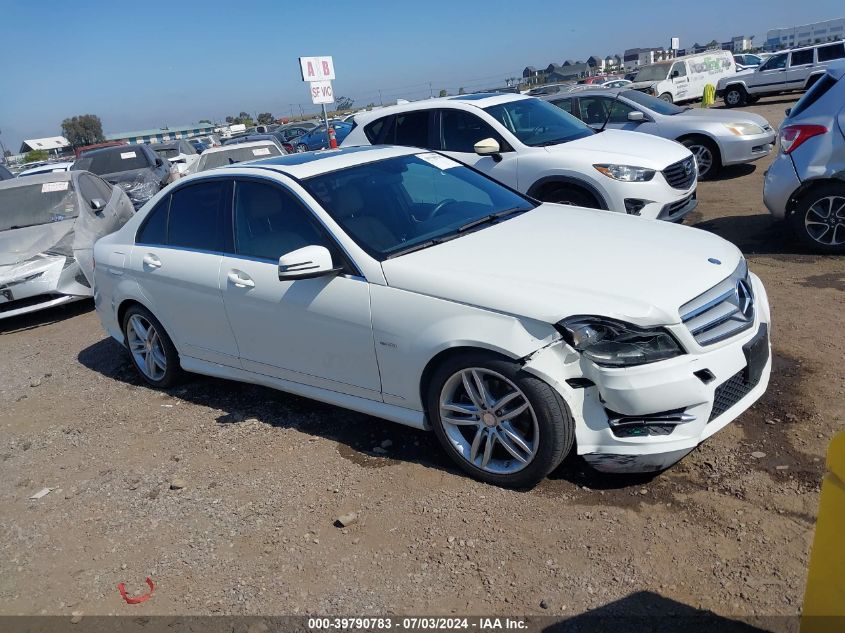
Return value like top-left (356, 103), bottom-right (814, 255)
top-left (0, 220), bottom-right (74, 266)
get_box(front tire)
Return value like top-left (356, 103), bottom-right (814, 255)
top-left (658, 92), bottom-right (673, 103)
top-left (681, 136), bottom-right (721, 180)
top-left (296, 143), bottom-right (308, 153)
top-left (426, 352), bottom-right (574, 488)
top-left (790, 183), bottom-right (845, 254)
top-left (122, 305), bottom-right (182, 388)
top-left (540, 184), bottom-right (599, 208)
top-left (724, 86), bottom-right (747, 107)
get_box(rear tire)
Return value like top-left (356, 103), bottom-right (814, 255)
top-left (790, 183), bottom-right (845, 254)
top-left (724, 85), bottom-right (747, 107)
top-left (426, 351), bottom-right (574, 488)
top-left (681, 136), bottom-right (721, 180)
top-left (122, 305), bottom-right (182, 388)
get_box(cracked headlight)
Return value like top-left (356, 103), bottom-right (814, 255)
top-left (723, 122), bottom-right (764, 136)
top-left (593, 164), bottom-right (655, 182)
top-left (557, 316), bottom-right (684, 367)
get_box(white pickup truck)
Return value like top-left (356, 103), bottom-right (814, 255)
top-left (717, 40), bottom-right (845, 107)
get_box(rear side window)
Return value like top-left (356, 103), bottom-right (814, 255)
top-left (788, 74), bottom-right (839, 118)
top-left (167, 181), bottom-right (227, 251)
top-left (386, 111), bottom-right (431, 147)
top-left (364, 118), bottom-right (387, 143)
top-left (818, 43), bottom-right (845, 62)
top-left (790, 49), bottom-right (814, 66)
top-left (136, 197), bottom-right (169, 245)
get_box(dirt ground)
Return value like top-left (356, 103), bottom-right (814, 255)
top-left (1, 95), bottom-right (843, 628)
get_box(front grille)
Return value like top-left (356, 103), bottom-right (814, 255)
top-left (662, 156), bottom-right (696, 189)
top-left (709, 367), bottom-right (758, 422)
top-left (679, 261), bottom-right (755, 346)
top-left (658, 192), bottom-right (696, 220)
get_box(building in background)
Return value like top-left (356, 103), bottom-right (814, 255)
top-left (18, 136), bottom-right (70, 156)
top-left (105, 123), bottom-right (216, 145)
top-left (766, 17), bottom-right (845, 50)
top-left (622, 47), bottom-right (673, 72)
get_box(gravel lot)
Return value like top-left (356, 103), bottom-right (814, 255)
top-left (1, 95), bottom-right (843, 627)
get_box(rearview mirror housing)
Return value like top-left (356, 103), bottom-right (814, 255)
top-left (474, 137), bottom-right (501, 156)
top-left (627, 111), bottom-right (646, 122)
top-left (90, 197), bottom-right (106, 211)
top-left (278, 245), bottom-right (340, 280)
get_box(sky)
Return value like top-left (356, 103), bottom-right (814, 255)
top-left (0, 0), bottom-right (842, 151)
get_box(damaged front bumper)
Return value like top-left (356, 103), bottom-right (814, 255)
top-left (523, 273), bottom-right (772, 474)
top-left (0, 255), bottom-right (91, 320)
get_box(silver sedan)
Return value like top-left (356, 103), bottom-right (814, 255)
top-left (543, 88), bottom-right (776, 179)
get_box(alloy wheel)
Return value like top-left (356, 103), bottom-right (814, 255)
top-left (726, 90), bottom-right (742, 106)
top-left (804, 195), bottom-right (845, 246)
top-left (438, 368), bottom-right (539, 475)
top-left (126, 314), bottom-right (167, 381)
top-left (688, 144), bottom-right (713, 178)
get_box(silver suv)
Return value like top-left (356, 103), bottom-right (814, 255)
top-left (763, 62), bottom-right (845, 253)
top-left (718, 41), bottom-right (845, 107)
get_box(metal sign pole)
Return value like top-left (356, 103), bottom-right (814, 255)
top-left (321, 102), bottom-right (330, 134)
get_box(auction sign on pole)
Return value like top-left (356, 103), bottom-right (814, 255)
top-left (299, 56), bottom-right (335, 135)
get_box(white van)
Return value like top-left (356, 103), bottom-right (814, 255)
top-left (629, 50), bottom-right (736, 103)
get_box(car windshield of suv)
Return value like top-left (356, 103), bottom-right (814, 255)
top-left (621, 89), bottom-right (685, 115)
top-left (151, 145), bottom-right (181, 159)
top-left (633, 63), bottom-right (671, 82)
top-left (483, 98), bottom-right (594, 146)
top-left (199, 144), bottom-right (282, 171)
top-left (0, 180), bottom-right (79, 231)
top-left (303, 153), bottom-right (536, 259)
top-left (73, 148), bottom-right (151, 174)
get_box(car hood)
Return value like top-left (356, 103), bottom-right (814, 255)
top-left (628, 80), bottom-right (660, 90)
top-left (101, 167), bottom-right (157, 184)
top-left (674, 108), bottom-right (772, 129)
top-left (0, 220), bottom-right (75, 266)
top-left (548, 129), bottom-right (691, 168)
top-left (380, 204), bottom-right (742, 327)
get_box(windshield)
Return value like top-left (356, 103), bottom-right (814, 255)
top-left (633, 62), bottom-right (672, 82)
top-left (483, 98), bottom-right (593, 146)
top-left (303, 153), bottom-right (535, 259)
top-left (152, 146), bottom-right (180, 159)
top-left (0, 180), bottom-right (79, 231)
top-left (198, 144), bottom-right (282, 171)
top-left (621, 89), bottom-right (685, 115)
top-left (73, 148), bottom-right (151, 175)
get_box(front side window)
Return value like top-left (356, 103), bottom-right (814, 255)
top-left (233, 180), bottom-right (331, 261)
top-left (760, 53), bottom-right (788, 71)
top-left (77, 173), bottom-right (112, 206)
top-left (670, 62), bottom-right (687, 77)
top-left (790, 49), bottom-right (814, 66)
top-left (576, 97), bottom-right (634, 125)
top-left (621, 89), bottom-right (685, 115)
top-left (303, 154), bottom-right (535, 259)
top-left (439, 109), bottom-right (501, 153)
top-left (167, 181), bottom-right (227, 251)
top-left (484, 98), bottom-right (593, 146)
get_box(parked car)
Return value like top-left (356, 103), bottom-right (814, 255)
top-left (150, 140), bottom-right (200, 176)
top-left (92, 146), bottom-right (771, 487)
top-left (255, 124), bottom-right (280, 134)
top-left (198, 134), bottom-right (222, 148)
top-left (526, 83), bottom-right (575, 96)
top-left (718, 41), bottom-right (845, 107)
top-left (733, 53), bottom-right (764, 71)
top-left (75, 140), bottom-right (127, 158)
top-left (763, 62), bottom-right (845, 253)
top-left (0, 171), bottom-right (134, 319)
top-left (0, 164), bottom-right (12, 181)
top-left (191, 141), bottom-right (284, 173)
top-left (545, 88), bottom-right (775, 179)
top-left (17, 161), bottom-right (74, 178)
top-left (600, 79), bottom-right (633, 89)
top-left (343, 93), bottom-right (698, 221)
top-left (222, 134), bottom-right (285, 152)
top-left (189, 139), bottom-right (208, 154)
top-left (630, 50), bottom-right (736, 103)
top-left (292, 122), bottom-right (353, 152)
top-left (72, 144), bottom-right (171, 210)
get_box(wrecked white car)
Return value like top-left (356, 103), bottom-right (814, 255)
top-left (0, 171), bottom-right (134, 320)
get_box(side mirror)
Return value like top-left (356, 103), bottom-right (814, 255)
top-left (90, 198), bottom-right (106, 211)
top-left (155, 157), bottom-right (164, 167)
top-left (671, 70), bottom-right (680, 78)
top-left (278, 245), bottom-right (340, 280)
top-left (627, 111), bottom-right (646, 122)
top-left (785, 108), bottom-right (792, 116)
top-left (473, 137), bottom-right (501, 156)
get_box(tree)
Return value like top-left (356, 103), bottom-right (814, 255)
top-left (225, 116), bottom-right (235, 124)
top-left (438, 89), bottom-right (448, 97)
top-left (199, 119), bottom-right (213, 125)
top-left (61, 114), bottom-right (104, 149)
top-left (257, 112), bottom-right (274, 125)
top-left (458, 87), bottom-right (466, 95)
top-left (24, 149), bottom-right (49, 163)
top-left (335, 95), bottom-right (354, 111)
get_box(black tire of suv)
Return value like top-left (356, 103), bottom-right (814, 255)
top-left (541, 184), bottom-right (599, 208)
top-left (724, 86), bottom-right (747, 107)
top-left (790, 183), bottom-right (845, 254)
top-left (426, 351), bottom-right (574, 489)
top-left (122, 304), bottom-right (183, 389)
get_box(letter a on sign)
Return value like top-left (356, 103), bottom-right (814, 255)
top-left (299, 56), bottom-right (336, 82)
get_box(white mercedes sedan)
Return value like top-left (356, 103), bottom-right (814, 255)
top-left (93, 146), bottom-right (771, 488)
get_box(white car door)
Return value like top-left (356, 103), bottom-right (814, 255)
top-left (435, 109), bottom-right (520, 190)
top-left (218, 178), bottom-right (382, 400)
top-left (753, 53), bottom-right (789, 92)
top-left (130, 179), bottom-right (241, 367)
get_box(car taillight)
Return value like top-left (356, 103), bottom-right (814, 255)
top-left (779, 124), bottom-right (827, 154)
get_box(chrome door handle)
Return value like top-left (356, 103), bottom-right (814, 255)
top-left (227, 270), bottom-right (255, 288)
top-left (142, 253), bottom-right (162, 268)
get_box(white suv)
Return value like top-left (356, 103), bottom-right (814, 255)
top-left (343, 93), bottom-right (698, 222)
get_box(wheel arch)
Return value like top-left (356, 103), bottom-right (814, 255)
top-left (526, 176), bottom-right (609, 210)
top-left (786, 176), bottom-right (845, 218)
top-left (675, 132), bottom-right (723, 163)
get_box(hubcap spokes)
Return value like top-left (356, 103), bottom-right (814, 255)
top-left (127, 315), bottom-right (167, 381)
top-left (690, 145), bottom-right (712, 176)
top-left (439, 368), bottom-right (538, 475)
top-left (805, 196), bottom-right (845, 246)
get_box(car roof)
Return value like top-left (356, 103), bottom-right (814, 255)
top-left (352, 93), bottom-right (531, 125)
top-left (211, 145), bottom-right (418, 180)
top-left (0, 170), bottom-right (75, 190)
top-left (540, 87), bottom-right (626, 100)
top-left (202, 141), bottom-right (279, 154)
